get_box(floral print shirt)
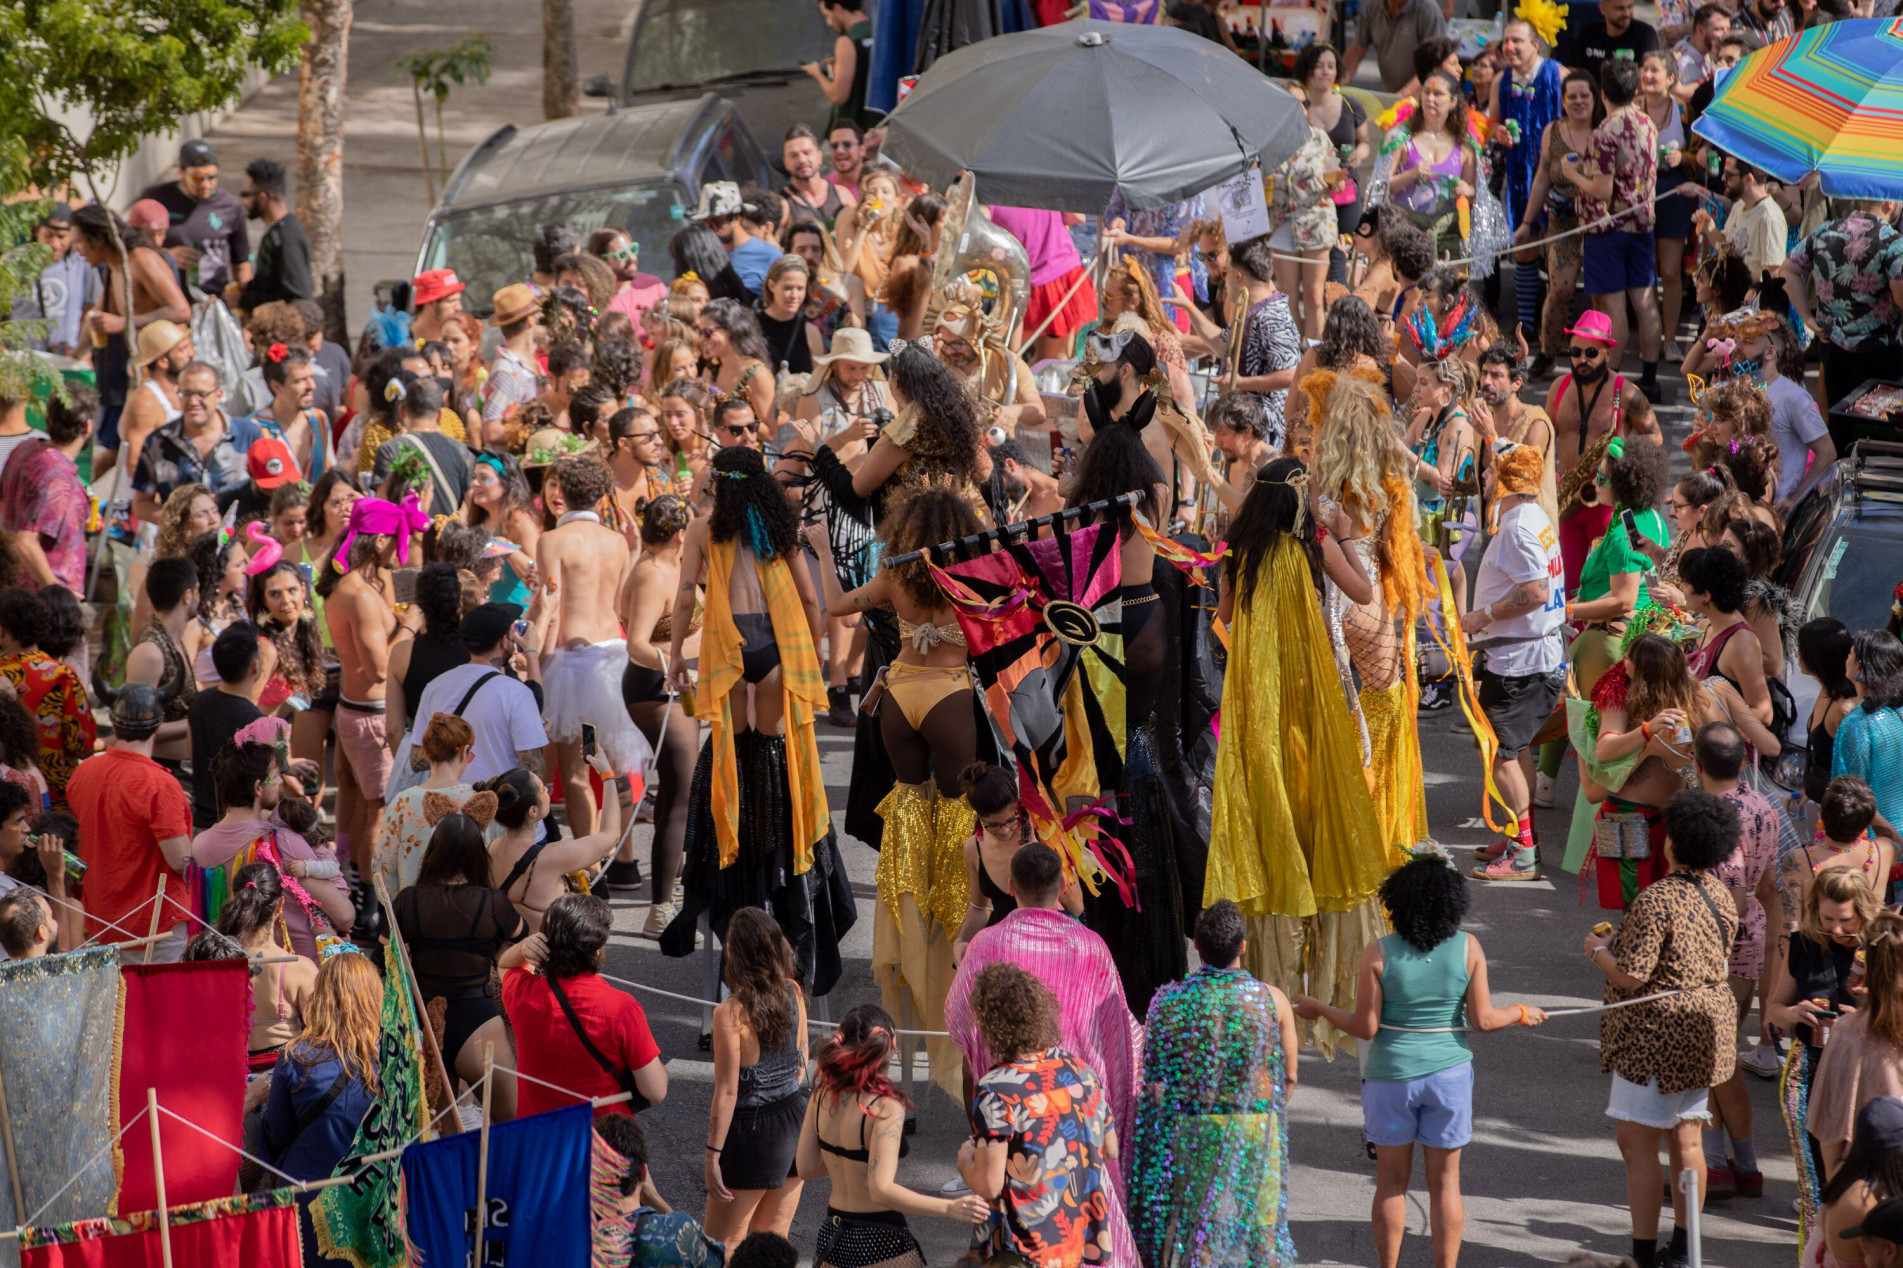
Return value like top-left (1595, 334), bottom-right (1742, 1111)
top-left (974, 1047), bottom-right (1118, 1268)
top-left (0, 438), bottom-right (90, 594)
top-left (1580, 107), bottom-right (1658, 234)
top-left (1788, 211), bottom-right (1903, 351)
top-left (1713, 783), bottom-right (1780, 981)
top-left (0, 651), bottom-right (95, 807)
top-left (1271, 127), bottom-right (1341, 254)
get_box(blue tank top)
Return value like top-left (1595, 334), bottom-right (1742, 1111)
top-left (1365, 931), bottom-right (1474, 1082)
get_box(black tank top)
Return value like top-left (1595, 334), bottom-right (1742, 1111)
top-left (978, 850), bottom-right (1016, 927)
top-left (757, 308), bottom-right (814, 376)
top-left (1806, 712), bottom-right (1838, 805)
top-left (402, 632), bottom-right (471, 723)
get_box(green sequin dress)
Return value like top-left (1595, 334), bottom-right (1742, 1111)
top-left (1129, 965), bottom-right (1295, 1268)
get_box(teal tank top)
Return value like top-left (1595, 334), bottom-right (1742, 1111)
top-left (1364, 931), bottom-right (1474, 1082)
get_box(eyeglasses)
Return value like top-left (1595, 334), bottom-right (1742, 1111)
top-left (179, 388), bottom-right (218, 400)
top-left (979, 813), bottom-right (1026, 837)
top-left (1568, 345), bottom-right (1604, 360)
top-left (629, 430), bottom-right (662, 444)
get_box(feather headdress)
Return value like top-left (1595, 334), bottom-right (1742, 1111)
top-left (1407, 291), bottom-right (1480, 363)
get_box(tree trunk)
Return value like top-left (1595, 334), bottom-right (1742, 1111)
top-left (411, 81), bottom-right (437, 208)
top-left (542, 0), bottom-right (578, 120)
top-left (297, 0), bottom-right (353, 344)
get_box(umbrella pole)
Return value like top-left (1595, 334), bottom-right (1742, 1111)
top-left (1014, 244), bottom-right (1107, 357)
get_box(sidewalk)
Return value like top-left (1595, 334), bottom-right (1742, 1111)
top-left (197, 0), bottom-right (631, 331)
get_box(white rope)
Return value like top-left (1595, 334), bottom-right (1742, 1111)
top-left (487, 1063), bottom-right (634, 1109)
top-left (1375, 987), bottom-right (1689, 1033)
top-left (599, 971), bottom-right (953, 1039)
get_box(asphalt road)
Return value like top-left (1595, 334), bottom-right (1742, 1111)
top-left (587, 321), bottom-right (1799, 1267)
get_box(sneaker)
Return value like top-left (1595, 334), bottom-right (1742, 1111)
top-left (1658, 1248), bottom-right (1691, 1268)
top-left (1638, 377), bottom-right (1664, 405)
top-left (827, 686), bottom-right (855, 728)
top-left (635, 789), bottom-right (657, 825)
top-left (1473, 846), bottom-right (1540, 881)
top-left (643, 900), bottom-right (676, 938)
top-left (1738, 1042), bottom-right (1784, 1079)
top-left (1528, 352), bottom-right (1555, 380)
top-left (1473, 839), bottom-right (1514, 862)
top-left (1706, 1165), bottom-right (1738, 1201)
top-left (1533, 771), bottom-right (1556, 809)
top-left (939, 1175), bottom-right (972, 1197)
top-left (1735, 1168), bottom-right (1764, 1198)
top-left (1418, 680), bottom-right (1454, 712)
top-left (604, 859), bottom-right (644, 895)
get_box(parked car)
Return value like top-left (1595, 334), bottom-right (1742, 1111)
top-left (584, 0), bottom-right (836, 158)
top-left (414, 94), bottom-right (775, 317)
top-left (1774, 438), bottom-right (1903, 777)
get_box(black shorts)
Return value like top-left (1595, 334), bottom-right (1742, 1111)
top-left (1477, 664), bottom-right (1566, 758)
top-left (309, 663), bottom-right (343, 713)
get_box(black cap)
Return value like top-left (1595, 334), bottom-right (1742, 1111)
top-left (460, 602), bottom-right (523, 652)
top-left (40, 201), bottom-right (72, 229)
top-left (178, 138), bottom-right (218, 169)
top-left (1845, 1198), bottom-right (1903, 1244)
top-left (111, 683), bottom-right (166, 740)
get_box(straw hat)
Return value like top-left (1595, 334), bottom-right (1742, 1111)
top-left (489, 284), bottom-right (539, 327)
top-left (811, 327), bottom-right (890, 367)
top-left (521, 427), bottom-right (599, 468)
top-left (129, 319), bottom-right (191, 368)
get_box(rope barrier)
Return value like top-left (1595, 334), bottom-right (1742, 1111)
top-left (599, 971), bottom-right (954, 1039)
top-left (1375, 987), bottom-right (1688, 1033)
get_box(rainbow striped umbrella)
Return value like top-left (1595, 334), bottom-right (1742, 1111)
top-left (1693, 18), bottom-right (1903, 197)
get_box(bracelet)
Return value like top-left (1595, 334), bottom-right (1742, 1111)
top-left (1641, 721), bottom-right (1652, 741)
top-left (705, 1144), bottom-right (722, 1154)
top-left (1514, 1003), bottom-right (1530, 1026)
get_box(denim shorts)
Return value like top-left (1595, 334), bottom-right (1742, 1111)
top-left (1605, 1072), bottom-right (1712, 1129)
top-left (1362, 1062), bottom-right (1475, 1150)
top-left (1582, 230), bottom-right (1659, 294)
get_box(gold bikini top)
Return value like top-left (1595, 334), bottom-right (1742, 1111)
top-left (897, 614), bottom-right (966, 654)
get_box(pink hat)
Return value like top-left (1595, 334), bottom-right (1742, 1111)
top-left (1565, 310), bottom-right (1618, 346)
top-left (127, 199), bottom-right (170, 232)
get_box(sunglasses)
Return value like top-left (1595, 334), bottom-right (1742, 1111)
top-left (608, 244), bottom-right (639, 263)
top-left (695, 326), bottom-right (718, 339)
top-left (628, 430), bottom-right (663, 444)
top-left (828, 140), bottom-right (856, 149)
top-left (1568, 345), bottom-right (1604, 359)
top-left (716, 422), bottom-right (754, 438)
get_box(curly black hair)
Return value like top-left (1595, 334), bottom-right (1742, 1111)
top-left (0, 695), bottom-right (38, 771)
top-left (1678, 546), bottom-right (1747, 615)
top-left (1225, 457), bottom-right (1320, 607)
top-left (1381, 216), bottom-right (1436, 281)
top-left (886, 344), bottom-right (982, 485)
top-left (881, 487), bottom-right (983, 608)
top-left (1317, 296), bottom-right (1385, 370)
top-left (553, 455), bottom-right (615, 510)
top-left (1193, 899), bottom-right (1248, 966)
top-left (1206, 392), bottom-right (1270, 440)
top-left (1606, 439), bottom-right (1671, 515)
top-left (639, 494), bottom-right (693, 547)
top-left (188, 531), bottom-right (246, 623)
top-left (1066, 419), bottom-right (1164, 539)
top-left (414, 561), bottom-right (465, 638)
top-left (1662, 787), bottom-right (1741, 871)
top-left (709, 446), bottom-right (801, 562)
top-left (970, 961), bottom-right (1060, 1059)
top-left (1380, 856), bottom-right (1471, 952)
top-left (34, 586), bottom-right (85, 661)
top-left (0, 589), bottom-right (45, 651)
top-left (592, 337), bottom-right (645, 400)
top-left (246, 561), bottom-right (324, 694)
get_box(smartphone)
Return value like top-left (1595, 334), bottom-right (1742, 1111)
top-left (284, 693), bottom-right (311, 713)
top-left (392, 567), bottom-right (419, 605)
top-left (581, 723), bottom-right (598, 761)
top-left (1621, 507), bottom-right (1642, 550)
top-left (511, 619), bottom-right (532, 643)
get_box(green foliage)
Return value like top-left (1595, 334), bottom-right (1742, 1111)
top-left (397, 34), bottom-right (495, 179)
top-left (0, 202), bottom-right (59, 407)
top-left (0, 0), bottom-right (309, 198)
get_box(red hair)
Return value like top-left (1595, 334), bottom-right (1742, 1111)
top-left (815, 1004), bottom-right (910, 1111)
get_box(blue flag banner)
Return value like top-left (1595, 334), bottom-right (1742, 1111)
top-left (401, 1102), bottom-right (592, 1268)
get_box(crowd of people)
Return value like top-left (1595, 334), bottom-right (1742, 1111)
top-left (6, 0), bottom-right (1903, 1265)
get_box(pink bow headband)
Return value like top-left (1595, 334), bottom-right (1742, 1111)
top-left (331, 494), bottom-right (429, 573)
top-left (243, 521), bottom-right (283, 575)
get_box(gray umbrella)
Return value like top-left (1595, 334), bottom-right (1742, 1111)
top-left (881, 19), bottom-right (1312, 212)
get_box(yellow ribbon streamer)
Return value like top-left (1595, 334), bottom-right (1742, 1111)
top-left (1423, 551), bottom-right (1518, 836)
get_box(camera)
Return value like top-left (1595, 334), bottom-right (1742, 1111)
top-left (870, 407), bottom-right (894, 431)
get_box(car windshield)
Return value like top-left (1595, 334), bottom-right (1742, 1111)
top-left (1798, 518), bottom-right (1903, 634)
top-left (627, 0), bottom-right (834, 91)
top-left (420, 184), bottom-right (688, 315)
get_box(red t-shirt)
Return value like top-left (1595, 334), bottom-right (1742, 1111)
top-left (502, 967), bottom-right (661, 1118)
top-left (67, 747), bottom-right (193, 939)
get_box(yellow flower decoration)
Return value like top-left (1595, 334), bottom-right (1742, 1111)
top-left (1517, 0), bottom-right (1569, 49)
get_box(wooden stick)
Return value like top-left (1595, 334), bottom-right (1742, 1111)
top-left (146, 1088), bottom-right (173, 1268)
top-left (141, 879), bottom-right (167, 966)
top-left (0, 1060), bottom-right (24, 1229)
top-left (474, 1043), bottom-right (494, 1264)
top-left (374, 876), bottom-right (463, 1137)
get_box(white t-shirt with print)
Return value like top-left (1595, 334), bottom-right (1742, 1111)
top-left (1473, 501), bottom-right (1567, 676)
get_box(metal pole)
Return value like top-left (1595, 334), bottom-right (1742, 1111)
top-left (146, 1088), bottom-right (174, 1268)
top-left (1680, 1167), bottom-right (1702, 1268)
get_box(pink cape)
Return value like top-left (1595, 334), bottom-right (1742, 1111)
top-left (944, 907), bottom-right (1144, 1266)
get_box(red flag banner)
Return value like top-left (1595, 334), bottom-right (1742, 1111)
top-left (111, 962), bottom-right (248, 1215)
top-left (22, 1190), bottom-right (303, 1268)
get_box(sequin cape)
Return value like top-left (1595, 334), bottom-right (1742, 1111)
top-left (1130, 966), bottom-right (1295, 1268)
top-left (1206, 536), bottom-right (1393, 1055)
top-left (943, 909), bottom-right (1144, 1211)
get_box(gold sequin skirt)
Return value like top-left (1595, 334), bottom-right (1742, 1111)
top-left (1361, 680), bottom-right (1428, 866)
top-left (871, 781), bottom-right (972, 1101)
top-left (1242, 899), bottom-right (1391, 1060)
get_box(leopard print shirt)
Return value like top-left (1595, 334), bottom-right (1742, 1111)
top-left (1600, 870), bottom-right (1741, 1094)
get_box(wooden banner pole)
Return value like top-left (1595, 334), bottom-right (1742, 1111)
top-left (0, 1061), bottom-right (25, 1228)
top-left (374, 876), bottom-right (463, 1136)
top-left (141, 879), bottom-right (167, 965)
top-left (145, 1089), bottom-right (173, 1268)
top-left (474, 1043), bottom-right (494, 1264)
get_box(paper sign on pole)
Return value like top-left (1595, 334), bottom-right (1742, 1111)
top-left (1210, 168), bottom-right (1269, 244)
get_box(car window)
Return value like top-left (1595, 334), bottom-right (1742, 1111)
top-left (420, 185), bottom-right (689, 315)
top-left (627, 0), bottom-right (834, 91)
top-left (1798, 519), bottom-right (1903, 634)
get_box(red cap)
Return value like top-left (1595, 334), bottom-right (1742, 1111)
top-left (412, 268), bottom-right (465, 308)
top-left (127, 199), bottom-right (171, 232)
top-left (247, 437), bottom-right (300, 489)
